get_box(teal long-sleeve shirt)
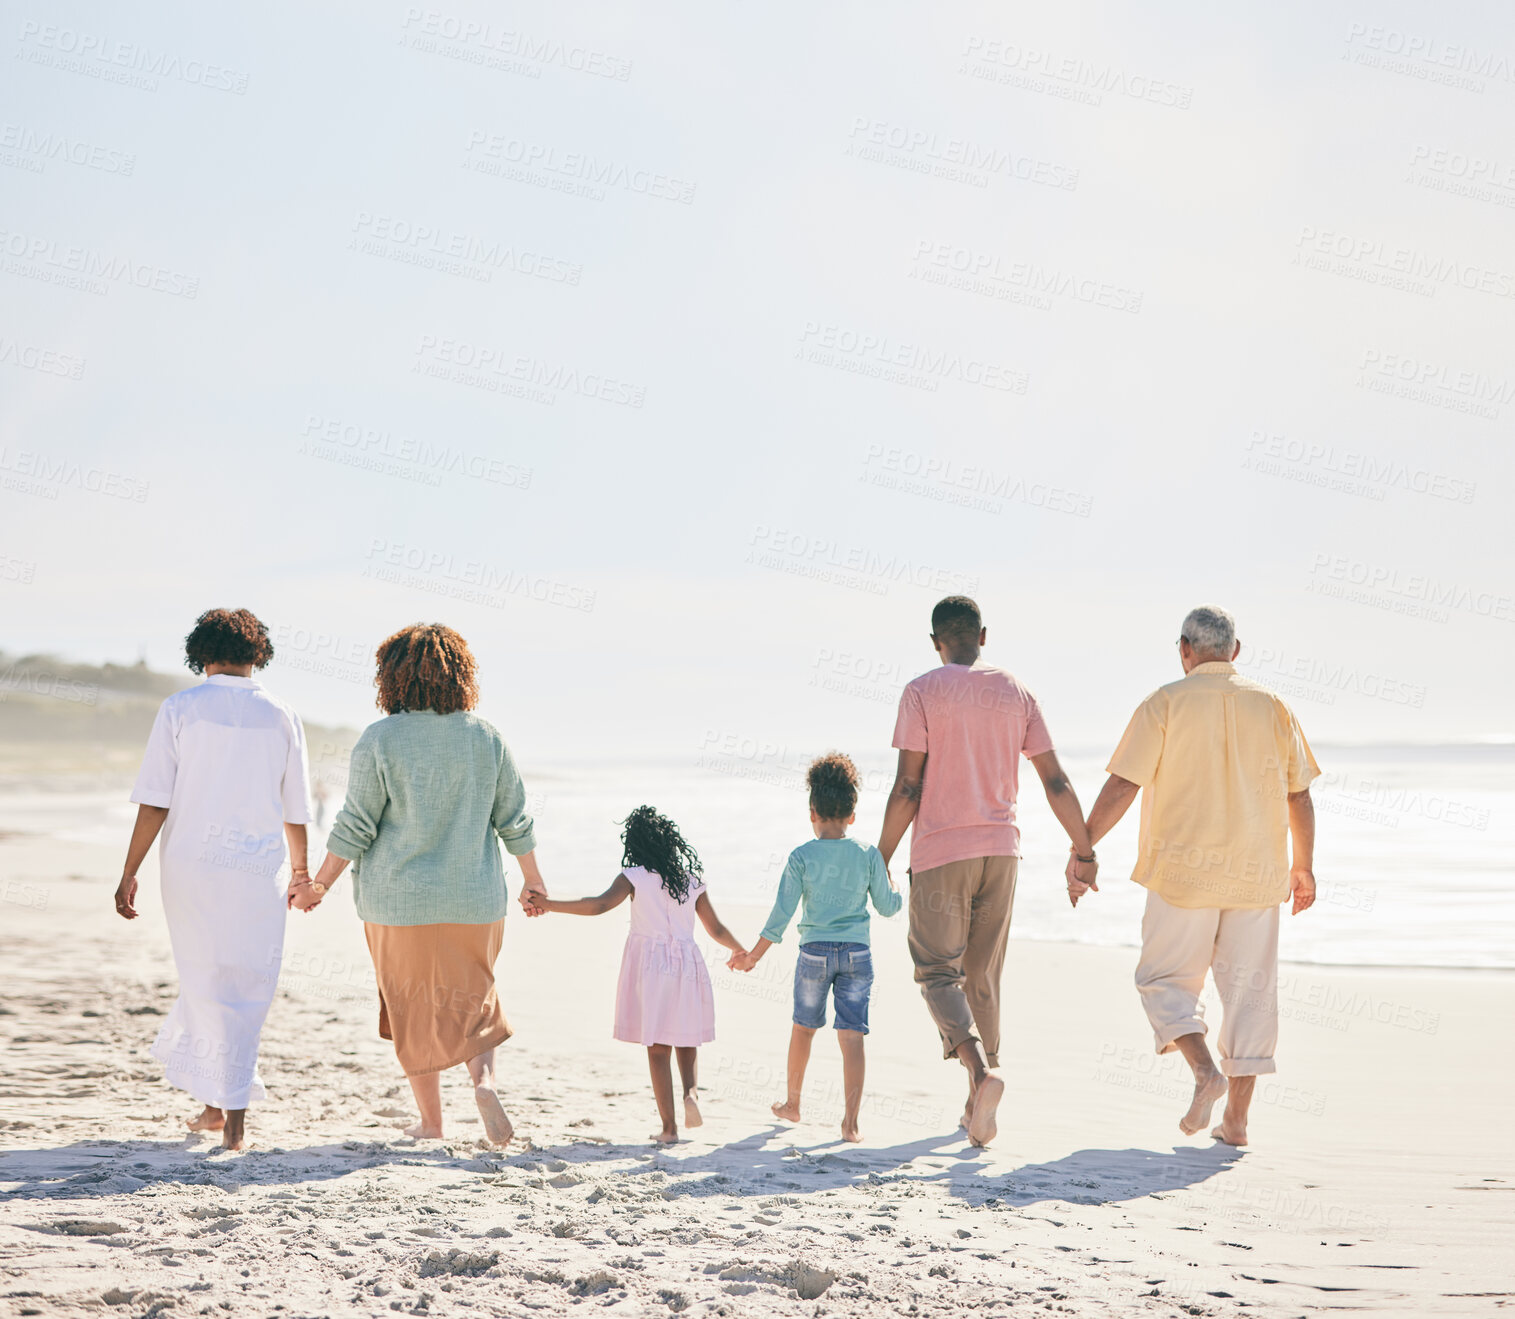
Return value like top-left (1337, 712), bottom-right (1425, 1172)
top-left (325, 710), bottom-right (536, 926)
top-left (759, 837), bottom-right (903, 947)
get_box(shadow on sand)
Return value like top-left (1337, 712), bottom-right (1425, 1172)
top-left (0, 1125), bottom-right (1241, 1211)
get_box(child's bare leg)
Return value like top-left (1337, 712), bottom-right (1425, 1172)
top-left (647, 1045), bottom-right (678, 1143)
top-left (187, 1106), bottom-right (225, 1133)
top-left (466, 1048), bottom-right (513, 1146)
top-left (675, 1046), bottom-right (702, 1128)
top-left (772, 1024), bottom-right (815, 1122)
top-left (837, 1030), bottom-right (865, 1143)
top-left (220, 1109), bottom-right (247, 1151)
top-left (405, 1071), bottom-right (444, 1139)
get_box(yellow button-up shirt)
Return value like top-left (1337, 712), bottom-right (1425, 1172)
top-left (1108, 661), bottom-right (1320, 909)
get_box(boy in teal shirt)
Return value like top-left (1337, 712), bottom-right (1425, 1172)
top-left (733, 752), bottom-right (902, 1142)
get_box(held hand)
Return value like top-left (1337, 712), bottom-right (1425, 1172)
top-left (1289, 867), bottom-right (1316, 915)
top-left (727, 950), bottom-right (752, 972)
top-left (521, 890), bottom-right (550, 917)
top-left (519, 877), bottom-right (547, 917)
top-left (288, 880), bottom-right (323, 912)
top-left (114, 875), bottom-right (138, 921)
top-left (1065, 853), bottom-right (1099, 908)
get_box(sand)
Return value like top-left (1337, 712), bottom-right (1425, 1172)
top-left (2, 799), bottom-right (1512, 1318)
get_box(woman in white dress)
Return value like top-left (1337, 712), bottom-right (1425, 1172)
top-left (115, 608), bottom-right (311, 1150)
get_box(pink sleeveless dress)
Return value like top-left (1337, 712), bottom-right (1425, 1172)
top-left (614, 866), bottom-right (716, 1047)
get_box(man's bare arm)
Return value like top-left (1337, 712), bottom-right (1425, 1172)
top-left (1287, 788), bottom-right (1316, 915)
top-left (877, 749), bottom-right (926, 871)
top-left (1085, 774), bottom-right (1140, 847)
top-left (1029, 751), bottom-right (1093, 855)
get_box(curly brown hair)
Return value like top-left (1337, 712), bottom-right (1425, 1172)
top-left (184, 608), bottom-right (274, 675)
top-left (808, 751), bottom-right (860, 821)
top-left (375, 623), bottom-right (479, 715)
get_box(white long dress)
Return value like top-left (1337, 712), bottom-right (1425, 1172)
top-left (130, 674), bottom-right (310, 1109)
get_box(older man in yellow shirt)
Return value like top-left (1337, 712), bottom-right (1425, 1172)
top-left (1077, 605), bottom-right (1319, 1146)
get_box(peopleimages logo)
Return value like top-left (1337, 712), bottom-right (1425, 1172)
top-left (399, 9), bottom-right (633, 81)
top-left (464, 132), bottom-right (696, 204)
top-left (1306, 553), bottom-right (1515, 624)
top-left (349, 212), bottom-right (582, 286)
top-left (958, 37), bottom-right (1194, 108)
top-left (1241, 431), bottom-right (1476, 503)
top-left (0, 447), bottom-right (149, 502)
top-left (798, 322), bottom-right (1028, 394)
top-left (16, 21), bottom-right (250, 93)
top-left (746, 526), bottom-right (979, 596)
top-left (412, 335), bottom-right (646, 409)
top-left (844, 117), bottom-right (1078, 191)
top-left (1294, 227), bottom-right (1515, 299)
top-left (0, 227), bottom-right (199, 298)
top-left (0, 121), bottom-right (136, 175)
top-left (363, 539), bottom-right (597, 614)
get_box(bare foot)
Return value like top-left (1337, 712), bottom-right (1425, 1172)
top-left (1211, 1119), bottom-right (1248, 1146)
top-left (652, 1128), bottom-right (679, 1145)
top-left (220, 1110), bottom-right (247, 1151)
top-left (840, 1119), bottom-right (862, 1144)
top-left (404, 1121), bottom-right (444, 1139)
top-left (770, 1099), bottom-right (800, 1123)
top-left (967, 1073), bottom-right (1004, 1148)
top-left (683, 1090), bottom-right (703, 1129)
top-left (187, 1106), bottom-right (225, 1133)
top-left (473, 1085), bottom-right (514, 1146)
top-left (1180, 1072), bottom-right (1228, 1136)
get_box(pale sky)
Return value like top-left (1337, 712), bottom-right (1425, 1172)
top-left (3, 0), bottom-right (1512, 758)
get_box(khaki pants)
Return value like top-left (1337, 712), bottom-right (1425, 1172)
top-left (1135, 889), bottom-right (1279, 1077)
top-left (907, 856), bottom-right (1018, 1068)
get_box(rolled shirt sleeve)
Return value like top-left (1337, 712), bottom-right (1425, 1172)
top-left (891, 685), bottom-right (928, 753)
top-left (758, 850), bottom-right (805, 944)
top-left (1107, 691), bottom-right (1167, 787)
top-left (867, 847), bottom-right (903, 919)
top-left (281, 712), bottom-right (312, 825)
top-left (325, 733), bottom-right (386, 862)
top-left (130, 700), bottom-right (178, 808)
top-left (1284, 708), bottom-right (1321, 792)
top-left (490, 741), bottom-right (537, 857)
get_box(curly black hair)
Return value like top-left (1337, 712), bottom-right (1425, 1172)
top-left (621, 805), bottom-right (703, 904)
top-left (808, 751), bottom-right (860, 821)
top-left (184, 608), bottom-right (274, 675)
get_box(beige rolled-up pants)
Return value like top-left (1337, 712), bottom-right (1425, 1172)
top-left (908, 856), bottom-right (1018, 1068)
top-left (1135, 889), bottom-right (1280, 1077)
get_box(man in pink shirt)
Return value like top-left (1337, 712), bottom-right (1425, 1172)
top-left (879, 596), bottom-right (1098, 1146)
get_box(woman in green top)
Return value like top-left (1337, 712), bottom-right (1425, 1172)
top-left (290, 623), bottom-right (546, 1146)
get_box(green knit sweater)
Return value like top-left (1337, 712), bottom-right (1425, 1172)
top-left (325, 711), bottom-right (536, 926)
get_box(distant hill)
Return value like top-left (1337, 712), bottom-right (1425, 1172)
top-left (0, 651), bottom-right (357, 787)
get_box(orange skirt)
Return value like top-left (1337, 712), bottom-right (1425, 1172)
top-left (363, 920), bottom-right (511, 1076)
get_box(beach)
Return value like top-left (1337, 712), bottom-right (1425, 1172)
top-left (2, 792), bottom-right (1511, 1318)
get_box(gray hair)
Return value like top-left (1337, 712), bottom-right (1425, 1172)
top-left (1180, 604), bottom-right (1236, 658)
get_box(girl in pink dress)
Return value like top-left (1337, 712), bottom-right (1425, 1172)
top-left (529, 806), bottom-right (746, 1143)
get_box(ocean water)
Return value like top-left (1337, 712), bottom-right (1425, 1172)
top-left (518, 743), bottom-right (1514, 972)
top-left (13, 744), bottom-right (1511, 971)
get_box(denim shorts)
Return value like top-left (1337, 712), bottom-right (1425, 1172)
top-left (793, 941), bottom-right (873, 1034)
